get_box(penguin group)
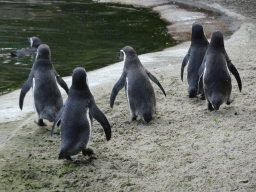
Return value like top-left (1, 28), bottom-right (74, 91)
top-left (17, 21), bottom-right (242, 161)
top-left (181, 22), bottom-right (242, 111)
top-left (17, 37), bottom-right (166, 160)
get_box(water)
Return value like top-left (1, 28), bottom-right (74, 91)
top-left (0, 1), bottom-right (176, 95)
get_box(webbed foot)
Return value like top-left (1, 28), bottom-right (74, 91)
top-left (208, 103), bottom-right (214, 111)
top-left (34, 119), bottom-right (47, 126)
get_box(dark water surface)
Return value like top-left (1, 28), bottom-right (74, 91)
top-left (0, 0), bottom-right (176, 95)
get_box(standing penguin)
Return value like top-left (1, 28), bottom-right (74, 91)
top-left (181, 22), bottom-right (209, 98)
top-left (199, 30), bottom-right (242, 111)
top-left (11, 37), bottom-right (42, 58)
top-left (110, 46), bottom-right (166, 123)
top-left (19, 44), bottom-right (69, 126)
top-left (51, 67), bottom-right (111, 160)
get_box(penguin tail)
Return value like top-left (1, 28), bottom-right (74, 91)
top-left (188, 87), bottom-right (197, 98)
top-left (212, 104), bottom-right (220, 111)
top-left (40, 107), bottom-right (57, 122)
top-left (58, 150), bottom-right (67, 159)
top-left (142, 109), bottom-right (153, 123)
top-left (210, 94), bottom-right (225, 111)
top-left (143, 115), bottom-right (153, 123)
top-left (59, 150), bottom-right (73, 160)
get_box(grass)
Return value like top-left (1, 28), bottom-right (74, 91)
top-left (214, 119), bottom-right (221, 123)
top-left (122, 176), bottom-right (134, 187)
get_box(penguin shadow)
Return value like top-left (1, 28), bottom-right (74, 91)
top-left (123, 116), bottom-right (157, 126)
top-left (62, 154), bottom-right (97, 166)
top-left (33, 123), bottom-right (53, 135)
top-left (186, 94), bottom-right (206, 107)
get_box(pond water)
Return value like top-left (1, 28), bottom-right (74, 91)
top-left (0, 0), bottom-right (176, 95)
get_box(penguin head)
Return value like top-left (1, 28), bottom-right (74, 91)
top-left (119, 46), bottom-right (137, 60)
top-left (191, 22), bottom-right (205, 40)
top-left (209, 30), bottom-right (224, 49)
top-left (36, 44), bottom-right (51, 59)
top-left (28, 37), bottom-right (42, 48)
top-left (119, 46), bottom-right (140, 68)
top-left (72, 67), bottom-right (89, 90)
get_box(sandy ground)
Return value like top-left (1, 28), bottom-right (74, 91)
top-left (1, 0), bottom-right (256, 191)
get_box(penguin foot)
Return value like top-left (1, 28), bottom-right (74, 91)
top-left (131, 116), bottom-right (137, 121)
top-left (34, 119), bottom-right (47, 126)
top-left (82, 148), bottom-right (94, 156)
top-left (208, 103), bottom-right (214, 111)
top-left (199, 93), bottom-right (205, 100)
top-left (226, 99), bottom-right (234, 105)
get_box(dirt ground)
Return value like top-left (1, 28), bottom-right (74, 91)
top-left (1, 0), bottom-right (256, 191)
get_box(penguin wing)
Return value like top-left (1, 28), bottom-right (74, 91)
top-left (51, 105), bottom-right (65, 136)
top-left (181, 48), bottom-right (191, 81)
top-left (55, 71), bottom-right (69, 94)
top-left (227, 61), bottom-right (242, 92)
top-left (145, 69), bottom-right (166, 97)
top-left (110, 72), bottom-right (126, 108)
top-left (19, 75), bottom-right (33, 110)
top-left (90, 100), bottom-right (111, 141)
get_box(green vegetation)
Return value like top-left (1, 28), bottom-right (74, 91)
top-left (122, 176), bottom-right (134, 187)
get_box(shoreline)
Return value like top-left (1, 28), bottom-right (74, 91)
top-left (0, 0), bottom-right (236, 124)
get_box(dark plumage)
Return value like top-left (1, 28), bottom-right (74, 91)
top-left (181, 22), bottom-right (209, 98)
top-left (52, 67), bottom-right (111, 160)
top-left (110, 46), bottom-right (166, 123)
top-left (19, 44), bottom-right (69, 126)
top-left (199, 30), bottom-right (242, 111)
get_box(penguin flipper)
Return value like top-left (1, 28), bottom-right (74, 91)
top-left (110, 72), bottom-right (126, 108)
top-left (181, 54), bottom-right (189, 81)
top-left (51, 105), bottom-right (65, 136)
top-left (55, 72), bottom-right (69, 94)
top-left (145, 70), bottom-right (166, 97)
top-left (181, 48), bottom-right (190, 81)
top-left (90, 100), bottom-right (111, 141)
top-left (228, 61), bottom-right (242, 92)
top-left (19, 75), bottom-right (33, 110)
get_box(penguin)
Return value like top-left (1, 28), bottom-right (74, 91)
top-left (181, 22), bottom-right (209, 98)
top-left (51, 67), bottom-right (111, 161)
top-left (19, 44), bottom-right (69, 126)
top-left (199, 30), bottom-right (242, 111)
top-left (11, 37), bottom-right (42, 58)
top-left (110, 46), bottom-right (166, 123)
